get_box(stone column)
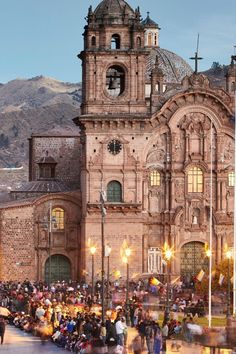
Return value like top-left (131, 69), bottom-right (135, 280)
top-left (222, 181), bottom-right (227, 211)
top-left (217, 180), bottom-right (221, 211)
top-left (217, 234), bottom-right (222, 263)
top-left (185, 133), bottom-right (190, 162)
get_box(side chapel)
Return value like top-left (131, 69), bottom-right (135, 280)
top-left (0, 0), bottom-right (235, 283)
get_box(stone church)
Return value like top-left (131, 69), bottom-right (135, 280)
top-left (0, 0), bottom-right (235, 283)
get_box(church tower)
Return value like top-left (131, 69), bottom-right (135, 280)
top-left (79, 0), bottom-right (149, 115)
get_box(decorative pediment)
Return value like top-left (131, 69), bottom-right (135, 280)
top-left (179, 112), bottom-right (211, 133)
top-left (182, 73), bottom-right (210, 90)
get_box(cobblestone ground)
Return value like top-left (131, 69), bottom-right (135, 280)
top-left (1, 325), bottom-right (233, 354)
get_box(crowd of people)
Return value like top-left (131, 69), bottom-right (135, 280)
top-left (0, 278), bottom-right (212, 353)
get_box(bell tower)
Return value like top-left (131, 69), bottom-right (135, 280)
top-left (79, 0), bottom-right (149, 115)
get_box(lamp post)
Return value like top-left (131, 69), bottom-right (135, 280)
top-left (226, 249), bottom-right (232, 319)
top-left (105, 245), bottom-right (112, 309)
top-left (163, 242), bottom-right (173, 323)
top-left (48, 201), bottom-right (56, 286)
top-left (90, 246), bottom-right (96, 302)
top-left (100, 190), bottom-right (107, 323)
top-left (232, 53), bottom-right (236, 317)
top-left (205, 245), bottom-right (212, 326)
top-left (123, 246), bottom-right (131, 325)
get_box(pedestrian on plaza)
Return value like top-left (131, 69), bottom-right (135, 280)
top-left (145, 320), bottom-right (154, 354)
top-left (153, 324), bottom-right (162, 354)
top-left (131, 332), bottom-right (142, 354)
top-left (115, 316), bottom-right (124, 346)
top-left (0, 316), bottom-right (6, 345)
top-left (121, 317), bottom-right (128, 347)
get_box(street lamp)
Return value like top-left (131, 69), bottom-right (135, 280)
top-left (163, 242), bottom-right (173, 323)
top-left (205, 244), bottom-right (212, 326)
top-left (47, 202), bottom-right (57, 286)
top-left (90, 246), bottom-right (96, 302)
top-left (100, 190), bottom-right (107, 323)
top-left (226, 248), bottom-right (232, 319)
top-left (105, 245), bottom-right (112, 309)
top-left (123, 246), bottom-right (131, 325)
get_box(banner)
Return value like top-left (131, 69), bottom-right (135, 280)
top-left (218, 273), bottom-right (225, 286)
top-left (196, 269), bottom-right (205, 282)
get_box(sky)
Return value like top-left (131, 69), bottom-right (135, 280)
top-left (1, 0), bottom-right (236, 84)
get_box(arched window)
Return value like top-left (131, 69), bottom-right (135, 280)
top-left (231, 82), bottom-right (235, 92)
top-left (228, 172), bottom-right (235, 186)
top-left (91, 36), bottom-right (96, 46)
top-left (150, 170), bottom-right (161, 186)
top-left (106, 65), bottom-right (125, 97)
top-left (107, 181), bottom-right (122, 202)
top-left (187, 167), bottom-right (203, 193)
top-left (147, 33), bottom-right (152, 46)
top-left (154, 33), bottom-right (158, 46)
top-left (137, 36), bottom-right (141, 48)
top-left (52, 207), bottom-right (65, 230)
top-left (111, 34), bottom-right (120, 49)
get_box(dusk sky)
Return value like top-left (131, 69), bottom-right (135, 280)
top-left (1, 0), bottom-right (236, 83)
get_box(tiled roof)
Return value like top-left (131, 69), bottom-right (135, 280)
top-left (146, 48), bottom-right (193, 84)
top-left (142, 13), bottom-right (160, 29)
top-left (94, 0), bottom-right (135, 23)
top-left (11, 180), bottom-right (79, 193)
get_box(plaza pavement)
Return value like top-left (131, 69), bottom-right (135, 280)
top-left (1, 324), bottom-right (233, 353)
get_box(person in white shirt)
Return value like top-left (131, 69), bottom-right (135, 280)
top-left (115, 317), bottom-right (124, 346)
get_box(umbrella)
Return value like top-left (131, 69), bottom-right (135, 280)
top-left (0, 307), bottom-right (10, 317)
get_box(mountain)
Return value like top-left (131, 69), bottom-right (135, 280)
top-left (0, 66), bottom-right (229, 192)
top-left (202, 63), bottom-right (228, 89)
top-left (0, 76), bottom-right (81, 191)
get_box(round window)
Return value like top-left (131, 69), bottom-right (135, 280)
top-left (106, 65), bottom-right (125, 97)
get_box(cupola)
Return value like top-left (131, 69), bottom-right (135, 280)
top-left (142, 12), bottom-right (161, 48)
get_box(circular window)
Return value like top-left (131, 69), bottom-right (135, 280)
top-left (107, 139), bottom-right (122, 155)
top-left (106, 65), bottom-right (125, 97)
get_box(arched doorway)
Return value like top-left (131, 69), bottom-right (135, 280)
top-left (180, 242), bottom-right (208, 281)
top-left (45, 254), bottom-right (71, 283)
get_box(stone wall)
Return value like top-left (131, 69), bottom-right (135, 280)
top-left (30, 136), bottom-right (81, 183)
top-left (0, 205), bottom-right (36, 281)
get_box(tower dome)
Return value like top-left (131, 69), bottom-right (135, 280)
top-left (93, 0), bottom-right (135, 24)
top-left (147, 48), bottom-right (193, 84)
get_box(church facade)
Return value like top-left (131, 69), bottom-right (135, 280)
top-left (0, 0), bottom-right (235, 283)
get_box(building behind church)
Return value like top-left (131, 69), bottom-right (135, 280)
top-left (0, 0), bottom-right (235, 284)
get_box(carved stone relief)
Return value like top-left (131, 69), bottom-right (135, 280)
top-left (174, 179), bottom-right (185, 201)
top-left (179, 113), bottom-right (211, 133)
top-left (222, 136), bottom-right (234, 164)
top-left (146, 134), bottom-right (166, 166)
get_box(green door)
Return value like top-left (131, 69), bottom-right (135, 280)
top-left (180, 242), bottom-right (208, 280)
top-left (45, 254), bottom-right (71, 283)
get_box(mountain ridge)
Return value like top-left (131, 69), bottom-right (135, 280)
top-left (0, 67), bottom-right (228, 191)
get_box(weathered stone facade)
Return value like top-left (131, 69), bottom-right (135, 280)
top-left (0, 0), bottom-right (235, 282)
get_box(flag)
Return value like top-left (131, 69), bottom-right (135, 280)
top-left (171, 276), bottom-right (180, 285)
top-left (196, 269), bottom-right (205, 282)
top-left (150, 277), bottom-right (160, 286)
top-left (218, 273), bottom-right (224, 286)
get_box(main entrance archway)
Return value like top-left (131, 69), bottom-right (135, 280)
top-left (180, 242), bottom-right (208, 281)
top-left (45, 254), bottom-right (71, 283)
